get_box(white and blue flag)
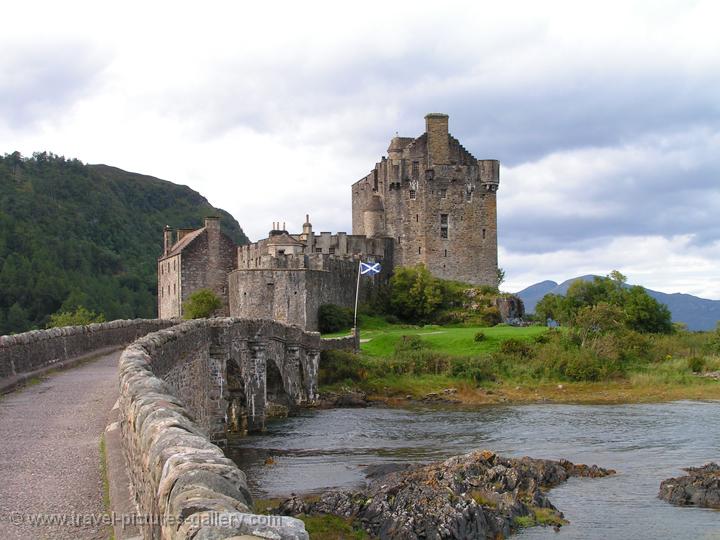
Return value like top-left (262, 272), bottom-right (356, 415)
top-left (360, 262), bottom-right (381, 276)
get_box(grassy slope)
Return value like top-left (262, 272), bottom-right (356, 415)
top-left (323, 318), bottom-right (720, 404)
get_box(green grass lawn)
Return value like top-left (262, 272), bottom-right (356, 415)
top-left (358, 323), bottom-right (546, 357)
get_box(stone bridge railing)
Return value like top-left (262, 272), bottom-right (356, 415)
top-left (118, 317), bottom-right (351, 539)
top-left (0, 319), bottom-right (175, 392)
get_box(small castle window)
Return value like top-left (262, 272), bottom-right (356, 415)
top-left (278, 249), bottom-right (285, 255)
top-left (173, 283), bottom-right (176, 293)
top-left (329, 247), bottom-right (336, 254)
top-left (416, 214), bottom-right (419, 222)
top-left (482, 228), bottom-right (486, 239)
top-left (439, 189), bottom-right (447, 199)
top-left (444, 249), bottom-right (448, 257)
top-left (409, 189), bottom-right (416, 200)
top-left (418, 246), bottom-right (422, 254)
top-left (173, 260), bottom-right (176, 271)
top-left (315, 248), bottom-right (322, 253)
top-left (412, 161), bottom-right (419, 179)
top-left (440, 214), bottom-right (449, 239)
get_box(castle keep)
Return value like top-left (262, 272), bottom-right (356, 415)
top-left (352, 113), bottom-right (499, 285)
top-left (158, 114), bottom-right (499, 329)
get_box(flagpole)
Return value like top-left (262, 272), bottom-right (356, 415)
top-left (353, 259), bottom-right (362, 330)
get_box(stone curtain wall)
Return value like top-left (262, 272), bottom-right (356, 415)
top-left (0, 319), bottom-right (175, 384)
top-left (118, 318), bottom-right (309, 539)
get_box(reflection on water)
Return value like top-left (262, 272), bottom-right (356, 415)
top-left (226, 401), bottom-right (720, 539)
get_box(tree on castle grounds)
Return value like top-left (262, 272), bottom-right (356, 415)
top-left (182, 289), bottom-right (222, 319)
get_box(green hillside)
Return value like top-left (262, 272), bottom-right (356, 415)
top-left (0, 151), bottom-right (248, 334)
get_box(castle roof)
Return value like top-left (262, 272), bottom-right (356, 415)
top-left (266, 232), bottom-right (305, 246)
top-left (161, 227), bottom-right (205, 259)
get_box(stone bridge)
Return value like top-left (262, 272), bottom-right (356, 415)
top-left (0, 317), bottom-right (358, 540)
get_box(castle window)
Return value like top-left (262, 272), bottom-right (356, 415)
top-left (444, 249), bottom-right (448, 257)
top-left (315, 248), bottom-right (322, 253)
top-left (409, 189), bottom-right (416, 200)
top-left (440, 214), bottom-right (449, 239)
top-left (393, 164), bottom-right (400, 179)
top-left (173, 260), bottom-right (176, 271)
top-left (439, 189), bottom-right (447, 199)
top-left (412, 161), bottom-right (419, 179)
top-left (329, 247), bottom-right (336, 254)
top-left (416, 214), bottom-right (419, 222)
top-left (173, 283), bottom-right (176, 293)
top-left (418, 246), bottom-right (421, 254)
top-left (482, 228), bottom-right (486, 239)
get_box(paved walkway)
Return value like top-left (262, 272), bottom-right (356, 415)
top-left (0, 351), bottom-right (121, 540)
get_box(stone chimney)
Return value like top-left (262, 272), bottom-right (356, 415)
top-left (425, 113), bottom-right (449, 165)
top-left (163, 226), bottom-right (174, 256)
top-left (204, 216), bottom-right (220, 231)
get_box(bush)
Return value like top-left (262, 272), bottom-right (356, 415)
top-left (479, 306), bottom-right (502, 327)
top-left (450, 357), bottom-right (495, 383)
top-left (319, 350), bottom-right (364, 384)
top-left (318, 304), bottom-right (354, 334)
top-left (474, 331), bottom-right (486, 342)
top-left (687, 356), bottom-right (706, 373)
top-left (499, 338), bottom-right (532, 358)
top-left (394, 335), bottom-right (427, 354)
top-left (47, 306), bottom-right (105, 328)
top-left (388, 265), bottom-right (444, 323)
top-left (183, 289), bottom-right (222, 319)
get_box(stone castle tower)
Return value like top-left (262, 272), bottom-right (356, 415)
top-left (351, 113), bottom-right (499, 286)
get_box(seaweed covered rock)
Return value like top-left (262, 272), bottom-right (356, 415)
top-left (275, 450), bottom-right (614, 539)
top-left (659, 463), bottom-right (720, 509)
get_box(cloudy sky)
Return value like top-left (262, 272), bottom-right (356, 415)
top-left (2, 0), bottom-right (719, 298)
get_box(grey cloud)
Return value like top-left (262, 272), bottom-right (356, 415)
top-left (0, 42), bottom-right (109, 129)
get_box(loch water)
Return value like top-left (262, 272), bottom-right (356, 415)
top-left (226, 401), bottom-right (720, 539)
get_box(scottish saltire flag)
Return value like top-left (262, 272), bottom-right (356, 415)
top-left (360, 262), bottom-right (381, 276)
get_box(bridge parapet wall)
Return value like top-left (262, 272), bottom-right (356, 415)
top-left (0, 319), bottom-right (176, 389)
top-left (118, 318), bottom-right (319, 539)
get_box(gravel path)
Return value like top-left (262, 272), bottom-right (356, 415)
top-left (0, 351), bottom-right (121, 540)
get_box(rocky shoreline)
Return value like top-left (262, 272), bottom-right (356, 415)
top-left (269, 450), bottom-right (614, 539)
top-left (659, 463), bottom-right (720, 509)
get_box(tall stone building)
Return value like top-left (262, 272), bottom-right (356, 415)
top-left (352, 113), bottom-right (499, 286)
top-left (158, 113), bottom-right (500, 327)
top-left (158, 217), bottom-right (237, 318)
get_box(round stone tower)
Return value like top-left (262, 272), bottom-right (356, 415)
top-left (363, 195), bottom-right (385, 238)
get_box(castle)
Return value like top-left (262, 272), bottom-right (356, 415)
top-left (158, 113), bottom-right (500, 330)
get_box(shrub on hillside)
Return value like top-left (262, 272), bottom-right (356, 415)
top-left (394, 335), bottom-right (427, 354)
top-left (183, 289), bottom-right (222, 319)
top-left (687, 356), bottom-right (706, 373)
top-left (479, 306), bottom-right (502, 327)
top-left (318, 304), bottom-right (354, 334)
top-left (388, 265), bottom-right (444, 323)
top-left (474, 331), bottom-right (486, 342)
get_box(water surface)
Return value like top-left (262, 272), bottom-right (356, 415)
top-left (227, 401), bottom-right (720, 539)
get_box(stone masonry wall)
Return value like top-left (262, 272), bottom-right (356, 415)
top-left (0, 319), bottom-right (175, 383)
top-left (118, 319), bottom-right (309, 539)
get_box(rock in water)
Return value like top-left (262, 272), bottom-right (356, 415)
top-left (659, 463), bottom-right (720, 509)
top-left (275, 450), bottom-right (614, 539)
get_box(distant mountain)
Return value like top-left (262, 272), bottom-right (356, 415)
top-left (0, 152), bottom-right (248, 333)
top-left (516, 275), bottom-right (720, 331)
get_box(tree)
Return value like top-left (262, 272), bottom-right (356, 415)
top-left (534, 293), bottom-right (568, 324)
top-left (497, 267), bottom-right (506, 288)
top-left (572, 302), bottom-right (624, 347)
top-left (318, 304), bottom-right (354, 334)
top-left (389, 264), bottom-right (444, 323)
top-left (182, 289), bottom-right (222, 319)
top-left (623, 286), bottom-right (673, 334)
top-left (47, 306), bottom-right (105, 328)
